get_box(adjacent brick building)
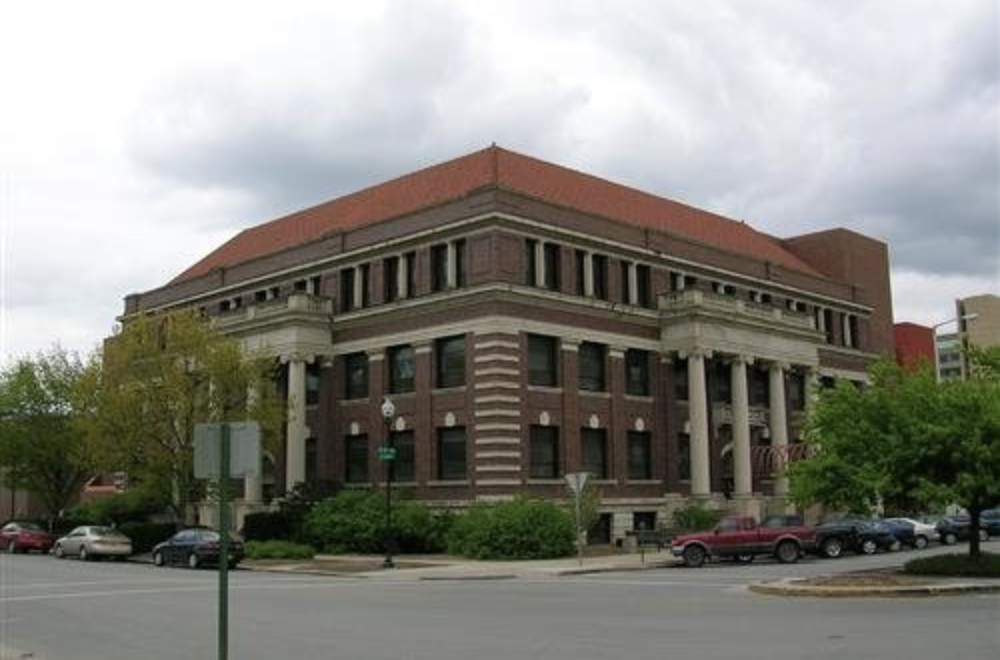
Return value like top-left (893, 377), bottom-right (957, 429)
top-left (122, 146), bottom-right (894, 539)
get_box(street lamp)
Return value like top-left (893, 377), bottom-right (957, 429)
top-left (932, 313), bottom-right (979, 382)
top-left (380, 396), bottom-right (396, 569)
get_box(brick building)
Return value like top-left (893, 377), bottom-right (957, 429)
top-left (894, 322), bottom-right (935, 371)
top-left (121, 146), bottom-right (893, 539)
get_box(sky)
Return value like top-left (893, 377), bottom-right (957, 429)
top-left (1, 0), bottom-right (997, 363)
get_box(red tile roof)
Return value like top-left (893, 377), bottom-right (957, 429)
top-left (172, 145), bottom-right (820, 283)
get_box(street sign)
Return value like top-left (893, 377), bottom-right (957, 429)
top-left (194, 422), bottom-right (261, 478)
top-left (377, 446), bottom-right (397, 461)
top-left (564, 471), bottom-right (589, 495)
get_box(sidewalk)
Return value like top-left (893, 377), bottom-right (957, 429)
top-left (244, 549), bottom-right (678, 581)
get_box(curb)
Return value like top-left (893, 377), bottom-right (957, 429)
top-left (749, 577), bottom-right (1000, 598)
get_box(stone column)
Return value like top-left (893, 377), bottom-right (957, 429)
top-left (446, 241), bottom-right (458, 289)
top-left (534, 240), bottom-right (546, 288)
top-left (398, 254), bottom-right (409, 300)
top-left (687, 351), bottom-right (711, 497)
top-left (805, 368), bottom-right (820, 414)
top-left (352, 266), bottom-right (364, 310)
top-left (731, 356), bottom-right (752, 497)
top-left (583, 251), bottom-right (594, 297)
top-left (243, 383), bottom-right (263, 503)
top-left (769, 362), bottom-right (789, 496)
top-left (627, 262), bottom-right (638, 305)
top-left (285, 356), bottom-right (309, 490)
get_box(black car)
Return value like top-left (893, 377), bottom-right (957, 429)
top-left (874, 520), bottom-right (914, 549)
top-left (152, 529), bottom-right (244, 569)
top-left (982, 509), bottom-right (1000, 537)
top-left (937, 515), bottom-right (990, 545)
top-left (815, 520), bottom-right (897, 558)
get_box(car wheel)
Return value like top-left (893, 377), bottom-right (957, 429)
top-left (735, 553), bottom-right (755, 564)
top-left (79, 546), bottom-right (89, 561)
top-left (54, 544), bottom-right (65, 559)
top-left (914, 535), bottom-right (929, 550)
top-left (153, 551), bottom-right (165, 567)
top-left (188, 552), bottom-right (200, 569)
top-left (682, 545), bottom-right (706, 568)
top-left (861, 539), bottom-right (878, 555)
top-left (943, 532), bottom-right (957, 545)
top-left (775, 540), bottom-right (800, 564)
top-left (979, 529), bottom-right (989, 542)
top-left (821, 537), bottom-right (843, 559)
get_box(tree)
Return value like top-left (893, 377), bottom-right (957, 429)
top-left (789, 352), bottom-right (1000, 559)
top-left (77, 309), bottom-right (284, 523)
top-left (0, 348), bottom-right (91, 522)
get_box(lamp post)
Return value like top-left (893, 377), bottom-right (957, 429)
top-left (931, 313), bottom-right (979, 382)
top-left (380, 396), bottom-right (396, 569)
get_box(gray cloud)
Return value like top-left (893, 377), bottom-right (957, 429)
top-left (124, 0), bottom-right (998, 280)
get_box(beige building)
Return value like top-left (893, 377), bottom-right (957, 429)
top-left (957, 294), bottom-right (1000, 378)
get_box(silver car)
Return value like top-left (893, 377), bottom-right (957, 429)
top-left (885, 517), bottom-right (940, 548)
top-left (53, 526), bottom-right (133, 561)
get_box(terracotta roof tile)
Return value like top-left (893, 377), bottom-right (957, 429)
top-left (172, 145), bottom-right (819, 283)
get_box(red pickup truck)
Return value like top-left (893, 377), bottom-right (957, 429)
top-left (670, 515), bottom-right (817, 568)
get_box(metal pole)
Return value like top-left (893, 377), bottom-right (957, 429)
top-left (218, 423), bottom-right (230, 660)
top-left (575, 490), bottom-right (583, 567)
top-left (383, 420), bottom-right (394, 569)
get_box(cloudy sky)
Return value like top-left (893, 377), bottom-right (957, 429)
top-left (1, 0), bottom-right (997, 362)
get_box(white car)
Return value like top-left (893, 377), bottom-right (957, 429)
top-left (885, 517), bottom-right (938, 549)
top-left (53, 525), bottom-right (133, 561)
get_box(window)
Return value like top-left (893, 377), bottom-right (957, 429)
top-left (384, 256), bottom-right (400, 302)
top-left (636, 264), bottom-right (651, 308)
top-left (254, 289), bottom-right (268, 303)
top-left (404, 252), bottom-right (416, 298)
top-left (543, 243), bottom-right (560, 290)
top-left (581, 428), bottom-right (608, 479)
top-left (620, 261), bottom-right (631, 302)
top-left (593, 254), bottom-right (608, 300)
top-left (823, 308), bottom-right (834, 343)
top-left (437, 427), bottom-right (466, 481)
top-left (625, 349), bottom-right (650, 396)
top-left (749, 367), bottom-right (769, 407)
top-left (359, 264), bottom-right (370, 307)
top-left (713, 361), bottom-right (731, 404)
top-left (435, 335), bottom-right (466, 389)
top-left (674, 359), bottom-right (689, 400)
top-left (390, 430), bottom-right (415, 482)
top-left (345, 435), bottom-right (368, 483)
top-left (788, 372), bottom-right (805, 411)
top-left (525, 238), bottom-right (538, 286)
top-left (294, 279), bottom-right (308, 292)
top-left (454, 239), bottom-right (467, 287)
top-left (670, 271), bottom-right (685, 291)
top-left (678, 433), bottom-right (691, 480)
top-left (528, 334), bottom-right (558, 387)
top-left (628, 431), bottom-right (652, 480)
top-left (344, 352), bottom-right (368, 400)
top-left (306, 363), bottom-right (320, 406)
top-left (575, 250), bottom-right (586, 295)
top-left (305, 437), bottom-right (318, 483)
top-left (529, 426), bottom-right (560, 478)
top-left (388, 345), bottom-right (415, 394)
top-left (578, 342), bottom-right (606, 392)
top-left (340, 268), bottom-right (355, 312)
top-left (431, 244), bottom-right (448, 292)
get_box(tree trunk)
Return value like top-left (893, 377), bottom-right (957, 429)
top-left (969, 506), bottom-right (982, 561)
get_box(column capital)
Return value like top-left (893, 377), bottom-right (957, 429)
top-left (770, 361), bottom-right (790, 373)
top-left (280, 352), bottom-right (315, 365)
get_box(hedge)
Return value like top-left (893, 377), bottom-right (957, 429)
top-left (118, 522), bottom-right (178, 554)
top-left (245, 540), bottom-right (316, 560)
top-left (303, 490), bottom-right (446, 554)
top-left (447, 497), bottom-right (575, 560)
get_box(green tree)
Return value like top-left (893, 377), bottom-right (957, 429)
top-left (77, 309), bottom-right (283, 523)
top-left (0, 348), bottom-right (90, 522)
top-left (789, 352), bottom-right (1000, 559)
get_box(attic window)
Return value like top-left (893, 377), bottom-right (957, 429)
top-left (255, 290), bottom-right (268, 303)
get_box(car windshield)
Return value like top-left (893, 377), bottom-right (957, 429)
top-left (18, 522), bottom-right (44, 531)
top-left (92, 526), bottom-right (126, 538)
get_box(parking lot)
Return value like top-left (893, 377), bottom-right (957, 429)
top-left (1, 543), bottom-right (997, 660)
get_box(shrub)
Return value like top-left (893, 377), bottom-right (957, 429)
top-left (70, 485), bottom-right (170, 525)
top-left (118, 522), bottom-right (178, 554)
top-left (671, 504), bottom-right (720, 532)
top-left (904, 552), bottom-right (1000, 578)
top-left (242, 511), bottom-right (293, 541)
top-left (447, 497), bottom-right (575, 560)
top-left (245, 540), bottom-right (316, 560)
top-left (303, 490), bottom-right (442, 554)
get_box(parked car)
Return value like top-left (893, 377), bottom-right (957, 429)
top-left (936, 516), bottom-right (989, 545)
top-left (814, 520), bottom-right (896, 557)
top-left (152, 529), bottom-right (244, 569)
top-left (873, 520), bottom-right (912, 550)
top-left (981, 509), bottom-right (1000, 537)
top-left (0, 521), bottom-right (56, 554)
top-left (884, 517), bottom-right (938, 548)
top-left (670, 515), bottom-right (817, 567)
top-left (53, 526), bottom-right (133, 561)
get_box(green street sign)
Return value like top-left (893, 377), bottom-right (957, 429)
top-left (377, 446), bottom-right (397, 461)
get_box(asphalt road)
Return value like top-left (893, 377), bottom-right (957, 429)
top-left (0, 547), bottom-right (997, 660)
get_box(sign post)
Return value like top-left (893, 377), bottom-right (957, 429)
top-left (564, 472), bottom-right (590, 567)
top-left (194, 422), bottom-right (260, 660)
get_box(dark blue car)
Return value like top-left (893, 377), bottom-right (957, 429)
top-left (151, 528), bottom-right (244, 569)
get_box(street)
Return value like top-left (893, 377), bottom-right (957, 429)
top-left (1, 549), bottom-right (997, 660)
